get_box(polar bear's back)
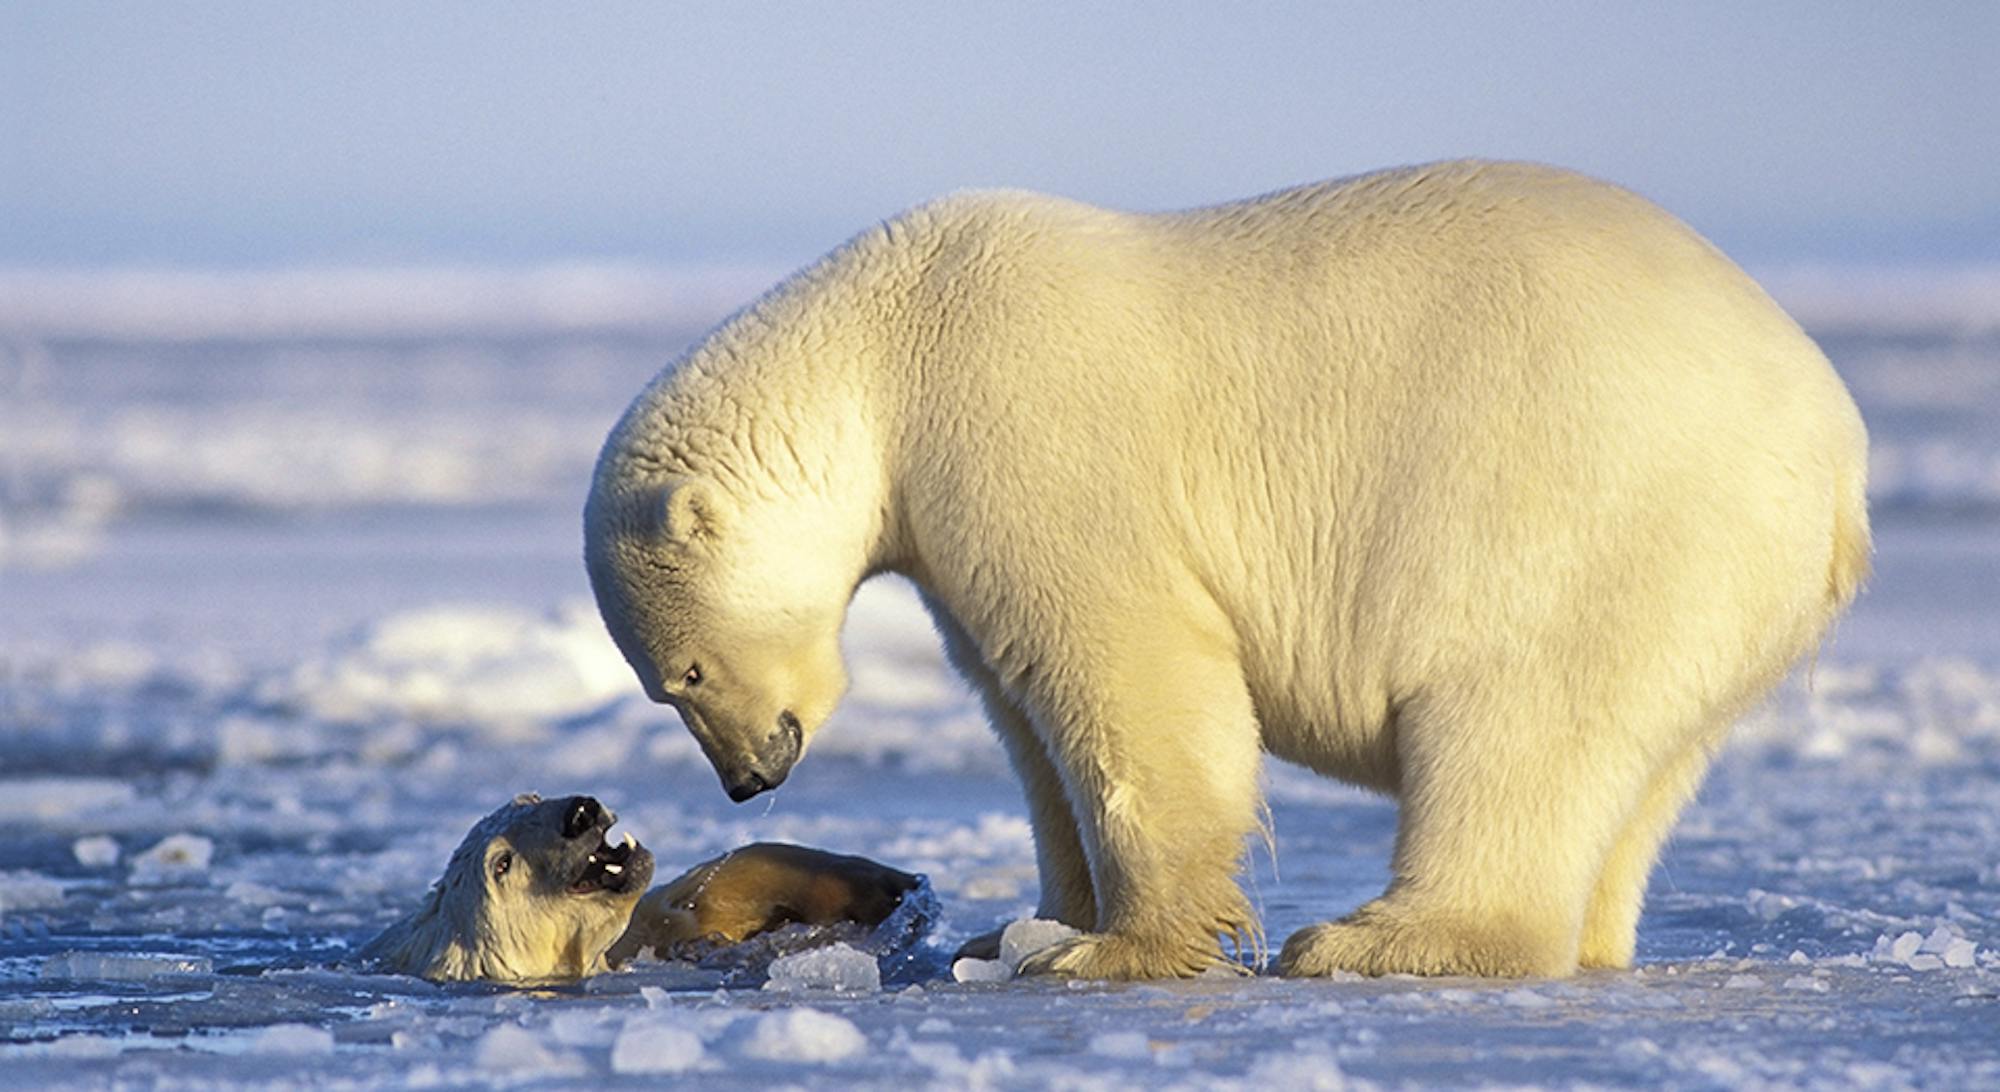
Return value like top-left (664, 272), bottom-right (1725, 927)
top-left (891, 162), bottom-right (1866, 763)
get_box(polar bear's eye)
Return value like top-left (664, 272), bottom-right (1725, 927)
top-left (491, 851), bottom-right (513, 881)
top-left (682, 664), bottom-right (702, 688)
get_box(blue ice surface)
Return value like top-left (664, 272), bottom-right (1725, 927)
top-left (2, 293), bottom-right (1997, 1088)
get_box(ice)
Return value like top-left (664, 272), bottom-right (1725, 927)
top-left (473, 1024), bottom-right (584, 1076)
top-left (610, 1017), bottom-right (708, 1074)
top-left (45, 1035), bottom-right (126, 1059)
top-left (1244, 1049), bottom-right (1355, 1091)
top-left (998, 918), bottom-right (1081, 970)
top-left (0, 778), bottom-right (138, 824)
top-left (71, 836), bottom-right (120, 868)
top-left (40, 952), bottom-right (213, 979)
top-left (0, 871), bottom-right (65, 913)
top-left (249, 1024), bottom-right (335, 1055)
top-left (4, 273), bottom-right (2000, 1087)
top-left (951, 957), bottom-right (1011, 983)
top-left (1089, 1030), bottom-right (1152, 1059)
top-left (738, 1008), bottom-right (868, 1064)
top-left (129, 833), bottom-right (215, 883)
top-left (276, 603), bottom-right (631, 730)
top-left (0, 265), bottom-right (768, 342)
top-left (763, 942), bottom-right (882, 993)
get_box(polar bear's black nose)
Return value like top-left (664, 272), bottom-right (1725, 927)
top-left (561, 796), bottom-right (603, 839)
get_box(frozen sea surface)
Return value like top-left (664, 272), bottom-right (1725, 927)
top-left (2, 267), bottom-right (1998, 1088)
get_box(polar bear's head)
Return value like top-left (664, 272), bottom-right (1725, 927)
top-left (585, 476), bottom-right (851, 802)
top-left (361, 793), bottom-right (656, 983)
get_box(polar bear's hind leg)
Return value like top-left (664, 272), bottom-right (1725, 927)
top-left (1576, 740), bottom-right (1717, 968)
top-left (1281, 681), bottom-right (1661, 978)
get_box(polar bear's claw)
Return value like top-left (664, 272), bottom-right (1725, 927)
top-left (1279, 903), bottom-right (1572, 979)
top-left (1016, 931), bottom-right (1244, 981)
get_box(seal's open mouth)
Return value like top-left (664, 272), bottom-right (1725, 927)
top-left (568, 831), bottom-right (652, 896)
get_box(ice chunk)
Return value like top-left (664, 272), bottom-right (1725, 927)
top-left (224, 881), bottom-right (287, 907)
top-left (738, 1008), bottom-right (867, 1063)
top-left (0, 778), bottom-right (138, 823)
top-left (611, 1017), bottom-right (707, 1074)
top-left (1245, 1048), bottom-right (1352, 1090)
top-left (998, 919), bottom-right (1080, 970)
top-left (548, 1010), bottom-right (614, 1047)
top-left (1869, 926), bottom-right (1981, 970)
top-left (130, 833), bottom-right (215, 884)
top-left (1089, 1030), bottom-right (1152, 1059)
top-left (1878, 931), bottom-right (1925, 964)
top-left (72, 836), bottom-right (120, 868)
top-left (0, 870), bottom-right (65, 913)
top-left (280, 603), bottom-right (631, 732)
top-left (474, 1024), bottom-right (584, 1075)
top-left (40, 952), bottom-right (213, 980)
top-left (1499, 987), bottom-right (1558, 1008)
top-left (951, 957), bottom-right (1011, 984)
top-left (764, 942), bottom-right (881, 993)
top-left (47, 1035), bottom-right (125, 1059)
top-left (249, 1024), bottom-right (334, 1055)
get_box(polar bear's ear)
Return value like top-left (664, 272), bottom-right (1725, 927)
top-left (655, 478), bottom-right (730, 545)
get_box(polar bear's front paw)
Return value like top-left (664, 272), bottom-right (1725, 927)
top-left (1279, 903), bottom-right (1573, 978)
top-left (1015, 931), bottom-right (1247, 981)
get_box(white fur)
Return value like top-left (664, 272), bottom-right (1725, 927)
top-left (588, 161), bottom-right (1870, 979)
top-left (361, 794), bottom-right (647, 983)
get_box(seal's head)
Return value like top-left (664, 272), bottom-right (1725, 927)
top-left (361, 793), bottom-right (656, 983)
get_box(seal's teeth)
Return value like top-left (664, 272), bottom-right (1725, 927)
top-left (604, 863), bottom-right (623, 875)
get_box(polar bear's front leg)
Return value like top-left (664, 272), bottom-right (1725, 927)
top-left (930, 614), bottom-right (1097, 958)
top-left (969, 678), bottom-right (1099, 938)
top-left (1012, 618), bottom-right (1264, 980)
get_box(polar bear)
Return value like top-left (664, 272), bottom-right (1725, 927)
top-left (362, 794), bottom-right (655, 983)
top-left (362, 793), bottom-right (924, 983)
top-left (585, 160), bottom-right (1870, 979)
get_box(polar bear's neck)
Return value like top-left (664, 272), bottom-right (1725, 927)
top-left (602, 256), bottom-right (907, 583)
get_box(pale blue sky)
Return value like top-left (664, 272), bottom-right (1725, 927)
top-left (3, 2), bottom-right (1995, 269)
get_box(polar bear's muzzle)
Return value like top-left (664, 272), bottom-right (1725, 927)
top-left (555, 795), bottom-right (656, 898)
top-left (712, 710), bottom-right (803, 802)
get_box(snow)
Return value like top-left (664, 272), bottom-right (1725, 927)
top-left (3, 270), bottom-right (1998, 1088)
top-left (764, 942), bottom-right (882, 993)
top-left (738, 1008), bottom-right (868, 1063)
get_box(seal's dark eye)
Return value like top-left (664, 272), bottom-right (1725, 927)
top-left (492, 851), bottom-right (513, 881)
top-left (683, 664), bottom-right (702, 688)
